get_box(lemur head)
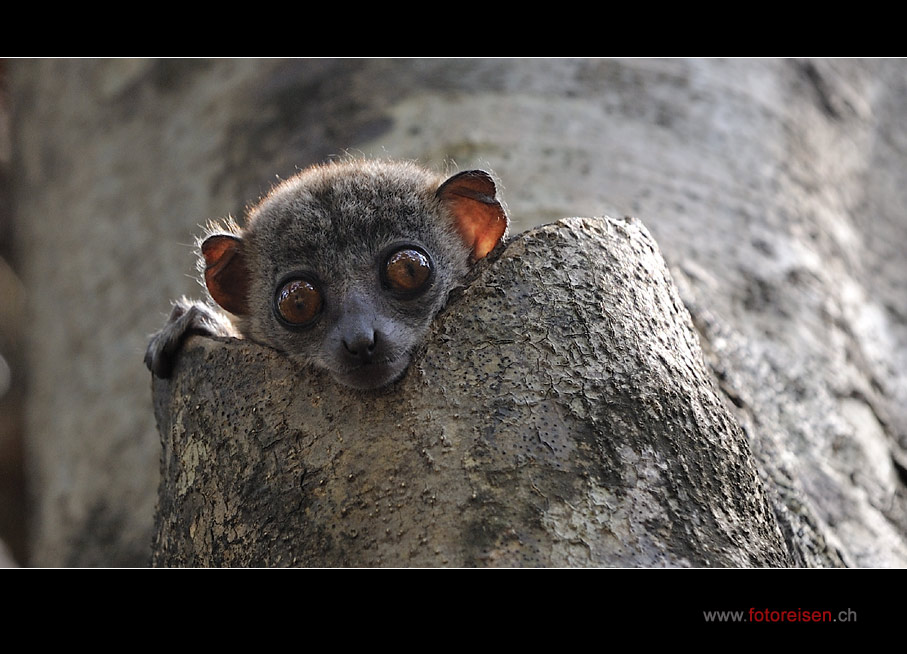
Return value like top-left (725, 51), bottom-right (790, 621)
top-left (200, 159), bottom-right (508, 389)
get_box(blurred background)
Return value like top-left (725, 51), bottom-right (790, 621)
top-left (0, 60), bottom-right (26, 566)
top-left (1, 58), bottom-right (906, 567)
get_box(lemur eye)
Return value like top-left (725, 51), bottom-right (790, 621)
top-left (275, 279), bottom-right (323, 326)
top-left (384, 248), bottom-right (432, 295)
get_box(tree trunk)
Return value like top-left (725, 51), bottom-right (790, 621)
top-left (152, 217), bottom-right (794, 567)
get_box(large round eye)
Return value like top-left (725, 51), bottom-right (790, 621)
top-left (384, 248), bottom-right (432, 295)
top-left (275, 278), bottom-right (323, 327)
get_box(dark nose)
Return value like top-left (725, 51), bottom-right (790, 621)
top-left (342, 330), bottom-right (377, 363)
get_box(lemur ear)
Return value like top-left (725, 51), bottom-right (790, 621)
top-left (202, 234), bottom-right (250, 316)
top-left (437, 170), bottom-right (508, 260)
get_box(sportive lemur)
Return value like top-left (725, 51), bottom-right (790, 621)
top-left (145, 159), bottom-right (509, 390)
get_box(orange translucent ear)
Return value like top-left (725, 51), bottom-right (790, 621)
top-left (202, 234), bottom-right (250, 316)
top-left (437, 170), bottom-right (508, 260)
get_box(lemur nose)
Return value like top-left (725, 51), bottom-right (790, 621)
top-left (343, 331), bottom-right (377, 363)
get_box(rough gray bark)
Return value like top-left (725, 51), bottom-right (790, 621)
top-left (11, 58), bottom-right (907, 567)
top-left (152, 217), bottom-right (792, 567)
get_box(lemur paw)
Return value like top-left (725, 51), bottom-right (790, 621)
top-left (145, 298), bottom-right (235, 378)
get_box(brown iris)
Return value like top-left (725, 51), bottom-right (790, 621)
top-left (276, 279), bottom-right (323, 326)
top-left (384, 248), bottom-right (432, 294)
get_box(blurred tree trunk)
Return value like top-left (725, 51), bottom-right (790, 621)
top-left (10, 58), bottom-right (907, 566)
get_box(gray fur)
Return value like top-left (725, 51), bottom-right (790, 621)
top-left (145, 159), bottom-right (508, 389)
